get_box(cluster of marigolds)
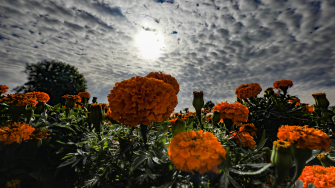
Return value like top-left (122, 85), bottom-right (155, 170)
top-left (1, 73), bottom-right (335, 188)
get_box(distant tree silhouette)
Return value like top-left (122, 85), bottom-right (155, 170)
top-left (203, 100), bottom-right (215, 111)
top-left (13, 60), bottom-right (87, 106)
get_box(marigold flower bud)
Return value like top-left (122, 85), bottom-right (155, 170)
top-left (317, 153), bottom-right (335, 167)
top-left (193, 91), bottom-right (204, 110)
top-left (172, 118), bottom-right (185, 137)
top-left (271, 140), bottom-right (294, 187)
top-left (211, 110), bottom-right (221, 128)
top-left (88, 103), bottom-right (106, 133)
top-left (312, 93), bottom-right (330, 109)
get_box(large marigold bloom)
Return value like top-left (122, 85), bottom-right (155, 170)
top-left (273, 80), bottom-right (293, 89)
top-left (0, 85), bottom-right (9, 94)
top-left (78, 92), bottom-right (91, 99)
top-left (277, 125), bottom-right (331, 152)
top-left (0, 93), bottom-right (38, 107)
top-left (298, 165), bottom-right (335, 188)
top-left (229, 131), bottom-right (256, 149)
top-left (235, 83), bottom-right (262, 99)
top-left (107, 76), bottom-right (178, 128)
top-left (145, 71), bottom-right (180, 95)
top-left (168, 130), bottom-right (227, 175)
top-left (25, 91), bottom-right (50, 103)
top-left (213, 101), bottom-right (249, 127)
top-left (0, 122), bottom-right (35, 145)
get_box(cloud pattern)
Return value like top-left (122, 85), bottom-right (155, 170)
top-left (0, 0), bottom-right (334, 113)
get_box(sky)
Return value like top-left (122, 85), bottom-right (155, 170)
top-left (0, 0), bottom-right (335, 113)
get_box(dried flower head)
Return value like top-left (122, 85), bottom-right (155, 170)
top-left (168, 130), bottom-right (227, 174)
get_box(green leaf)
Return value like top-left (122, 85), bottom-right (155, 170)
top-left (57, 157), bottom-right (78, 168)
top-left (255, 136), bottom-right (268, 152)
top-left (229, 163), bottom-right (273, 175)
top-left (228, 174), bottom-right (243, 188)
top-left (220, 171), bottom-right (229, 188)
top-left (130, 155), bottom-right (147, 173)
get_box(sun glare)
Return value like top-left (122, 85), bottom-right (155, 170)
top-left (136, 31), bottom-right (164, 59)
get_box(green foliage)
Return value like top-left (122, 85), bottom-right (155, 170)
top-left (204, 101), bottom-right (215, 111)
top-left (12, 60), bottom-right (87, 106)
top-left (1, 87), bottom-right (334, 188)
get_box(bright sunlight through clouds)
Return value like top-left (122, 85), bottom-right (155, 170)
top-left (136, 31), bottom-right (164, 59)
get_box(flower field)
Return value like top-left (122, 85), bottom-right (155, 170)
top-left (0, 73), bottom-right (335, 188)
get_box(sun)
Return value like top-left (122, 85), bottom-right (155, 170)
top-left (136, 31), bottom-right (164, 59)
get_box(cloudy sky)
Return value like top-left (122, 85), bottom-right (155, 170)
top-left (1, 0), bottom-right (335, 113)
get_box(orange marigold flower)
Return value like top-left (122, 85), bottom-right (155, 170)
top-left (273, 80), bottom-right (293, 89)
top-left (277, 125), bottom-right (331, 152)
top-left (29, 128), bottom-right (50, 140)
top-left (0, 85), bottom-right (9, 94)
top-left (206, 114), bottom-right (212, 123)
top-left (62, 94), bottom-right (81, 103)
top-left (213, 101), bottom-right (249, 127)
top-left (274, 93), bottom-right (280, 96)
top-left (298, 165), bottom-right (335, 188)
top-left (107, 76), bottom-right (178, 128)
top-left (0, 122), bottom-right (35, 145)
top-left (78, 92), bottom-right (90, 99)
top-left (25, 91), bottom-right (50, 103)
top-left (145, 71), bottom-right (180, 95)
top-left (235, 83), bottom-right (262, 100)
top-left (6, 179), bottom-right (21, 188)
top-left (288, 97), bottom-right (301, 106)
top-left (239, 123), bottom-right (257, 136)
top-left (0, 93), bottom-right (38, 107)
top-left (168, 130), bottom-right (227, 175)
top-left (229, 131), bottom-right (256, 149)
top-left (169, 118), bottom-right (178, 126)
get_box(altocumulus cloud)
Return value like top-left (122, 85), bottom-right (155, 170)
top-left (0, 0), bottom-right (335, 113)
